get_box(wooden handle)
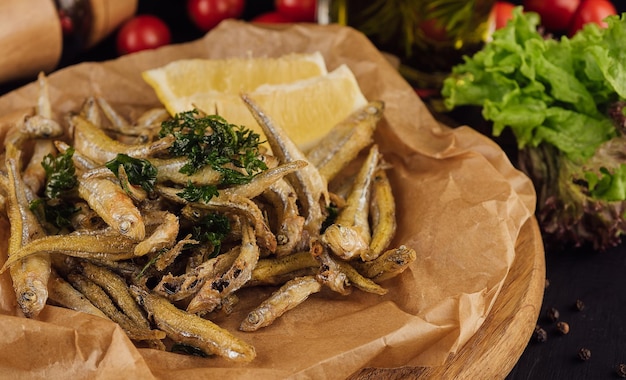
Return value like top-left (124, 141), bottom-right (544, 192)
top-left (0, 0), bottom-right (62, 83)
top-left (87, 0), bottom-right (138, 48)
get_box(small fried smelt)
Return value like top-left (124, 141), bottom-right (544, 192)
top-left (77, 174), bottom-right (145, 241)
top-left (130, 107), bottom-right (170, 143)
top-left (337, 144), bottom-right (380, 244)
top-left (95, 96), bottom-right (131, 133)
top-left (251, 251), bottom-right (318, 283)
top-left (367, 168), bottom-right (397, 260)
top-left (79, 96), bottom-right (102, 126)
top-left (1, 233), bottom-right (138, 272)
top-left (334, 260), bottom-right (388, 295)
top-left (66, 273), bottom-right (118, 318)
top-left (187, 220), bottom-right (260, 314)
top-left (310, 240), bottom-right (351, 296)
top-left (307, 100), bottom-right (384, 182)
top-left (82, 257), bottom-right (142, 278)
top-left (240, 275), bottom-right (322, 332)
top-left (151, 157), bottom-right (222, 186)
top-left (153, 234), bottom-right (197, 272)
top-left (221, 293), bottom-right (239, 316)
top-left (352, 245), bottom-right (417, 282)
top-left (247, 268), bottom-right (318, 287)
top-left (70, 202), bottom-right (107, 231)
top-left (70, 114), bottom-right (175, 164)
top-left (47, 269), bottom-right (108, 319)
top-left (68, 273), bottom-right (165, 342)
top-left (261, 178), bottom-right (305, 256)
top-left (321, 224), bottom-right (370, 261)
top-left (23, 140), bottom-right (56, 195)
top-left (131, 286), bottom-right (256, 362)
top-left (5, 145), bottom-right (50, 317)
top-left (154, 246), bottom-right (239, 301)
top-left (241, 94), bottom-right (328, 239)
top-left (80, 261), bottom-right (150, 329)
top-left (54, 140), bottom-right (99, 171)
top-left (222, 160), bottom-right (308, 199)
top-left (36, 71), bottom-right (52, 119)
top-left (159, 185), bottom-right (276, 252)
top-left (321, 145), bottom-right (380, 261)
top-left (133, 212), bottom-right (179, 257)
top-left (135, 107), bottom-right (170, 128)
top-left (4, 114), bottom-right (64, 148)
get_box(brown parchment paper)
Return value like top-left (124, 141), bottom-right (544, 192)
top-left (0, 20), bottom-right (537, 379)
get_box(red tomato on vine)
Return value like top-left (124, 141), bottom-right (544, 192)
top-left (275, 0), bottom-right (317, 22)
top-left (568, 0), bottom-right (617, 36)
top-left (252, 11), bottom-right (294, 24)
top-left (116, 15), bottom-right (171, 55)
top-left (523, 0), bottom-right (581, 32)
top-left (492, 1), bottom-right (516, 30)
top-left (187, 0), bottom-right (246, 32)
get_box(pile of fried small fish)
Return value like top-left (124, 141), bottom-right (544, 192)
top-left (0, 73), bottom-right (416, 362)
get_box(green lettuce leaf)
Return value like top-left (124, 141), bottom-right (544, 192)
top-left (442, 7), bottom-right (620, 163)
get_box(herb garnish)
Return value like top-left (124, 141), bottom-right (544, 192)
top-left (41, 147), bottom-right (78, 199)
top-left (177, 181), bottom-right (219, 203)
top-left (190, 213), bottom-right (231, 258)
top-left (29, 198), bottom-right (79, 230)
top-left (159, 110), bottom-right (267, 186)
top-left (105, 153), bottom-right (158, 193)
top-left (136, 249), bottom-right (166, 279)
top-left (32, 147), bottom-right (80, 229)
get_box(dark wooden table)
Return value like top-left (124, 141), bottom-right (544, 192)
top-left (507, 244), bottom-right (626, 379)
top-left (2, 1), bottom-right (625, 378)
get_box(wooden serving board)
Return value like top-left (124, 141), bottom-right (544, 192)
top-left (350, 217), bottom-right (546, 379)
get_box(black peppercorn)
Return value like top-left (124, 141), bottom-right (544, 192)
top-left (578, 348), bottom-right (591, 361)
top-left (574, 299), bottom-right (585, 311)
top-left (616, 363), bottom-right (626, 378)
top-left (556, 321), bottom-right (570, 335)
top-left (547, 307), bottom-right (560, 322)
top-left (534, 325), bottom-right (548, 343)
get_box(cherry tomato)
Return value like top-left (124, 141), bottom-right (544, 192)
top-left (523, 0), bottom-right (580, 32)
top-left (275, 0), bottom-right (317, 22)
top-left (568, 0), bottom-right (617, 36)
top-left (187, 0), bottom-right (245, 32)
top-left (116, 15), bottom-right (171, 56)
top-left (492, 2), bottom-right (516, 30)
top-left (252, 11), bottom-right (295, 23)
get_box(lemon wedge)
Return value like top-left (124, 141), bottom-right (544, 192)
top-left (143, 53), bottom-right (368, 150)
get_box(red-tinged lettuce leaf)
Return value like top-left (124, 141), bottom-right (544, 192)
top-left (519, 144), bottom-right (626, 251)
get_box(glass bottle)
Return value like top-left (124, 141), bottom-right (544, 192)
top-left (56, 0), bottom-right (138, 66)
top-left (56, 0), bottom-right (92, 66)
